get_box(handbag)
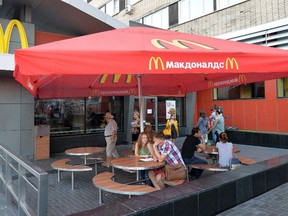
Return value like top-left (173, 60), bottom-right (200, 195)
top-left (164, 163), bottom-right (186, 181)
top-left (163, 127), bottom-right (171, 136)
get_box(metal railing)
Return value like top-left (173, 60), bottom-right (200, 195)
top-left (0, 144), bottom-right (48, 216)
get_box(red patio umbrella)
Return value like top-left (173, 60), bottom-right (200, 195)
top-left (13, 27), bottom-right (288, 130)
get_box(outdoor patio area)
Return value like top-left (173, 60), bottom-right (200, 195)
top-left (1, 138), bottom-right (288, 216)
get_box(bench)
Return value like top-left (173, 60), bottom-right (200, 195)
top-left (51, 158), bottom-right (92, 190)
top-left (82, 155), bottom-right (105, 174)
top-left (164, 179), bottom-right (186, 186)
top-left (237, 156), bottom-right (257, 165)
top-left (121, 149), bottom-right (134, 157)
top-left (92, 172), bottom-right (156, 204)
top-left (189, 164), bottom-right (229, 172)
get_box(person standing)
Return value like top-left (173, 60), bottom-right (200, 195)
top-left (209, 107), bottom-right (217, 144)
top-left (131, 111), bottom-right (140, 151)
top-left (165, 114), bottom-right (179, 142)
top-left (103, 112), bottom-right (119, 166)
top-left (208, 109), bottom-right (225, 144)
top-left (181, 127), bottom-right (207, 179)
top-left (196, 110), bottom-right (209, 143)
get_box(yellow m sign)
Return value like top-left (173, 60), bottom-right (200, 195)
top-left (208, 81), bottom-right (214, 88)
top-left (225, 57), bottom-right (239, 70)
top-left (239, 74), bottom-right (246, 82)
top-left (149, 57), bottom-right (165, 71)
top-left (0, 19), bottom-right (28, 53)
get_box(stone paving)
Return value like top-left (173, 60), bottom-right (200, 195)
top-left (218, 182), bottom-right (288, 216)
top-left (1, 138), bottom-right (288, 215)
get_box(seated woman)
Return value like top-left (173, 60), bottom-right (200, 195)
top-left (135, 132), bottom-right (154, 180)
top-left (216, 132), bottom-right (233, 168)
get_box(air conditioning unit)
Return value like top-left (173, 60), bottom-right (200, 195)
top-left (125, 4), bottom-right (134, 15)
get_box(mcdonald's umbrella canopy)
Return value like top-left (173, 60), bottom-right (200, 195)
top-left (13, 27), bottom-right (288, 99)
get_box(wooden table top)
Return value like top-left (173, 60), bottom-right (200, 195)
top-left (111, 157), bottom-right (164, 171)
top-left (205, 146), bottom-right (240, 154)
top-left (65, 147), bottom-right (105, 156)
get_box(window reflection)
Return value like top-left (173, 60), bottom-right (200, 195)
top-left (215, 82), bottom-right (265, 100)
top-left (34, 97), bottom-right (123, 136)
top-left (277, 78), bottom-right (288, 98)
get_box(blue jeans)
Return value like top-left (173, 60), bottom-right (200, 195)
top-left (212, 130), bottom-right (217, 145)
top-left (139, 170), bottom-right (149, 180)
top-left (183, 157), bottom-right (208, 179)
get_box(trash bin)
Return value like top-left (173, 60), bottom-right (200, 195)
top-left (34, 125), bottom-right (50, 160)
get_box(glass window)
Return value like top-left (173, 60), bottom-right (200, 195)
top-left (133, 97), bottom-right (185, 129)
top-left (216, 0), bottom-right (246, 10)
top-left (143, 7), bottom-right (169, 29)
top-left (127, 0), bottom-right (141, 5)
top-left (106, 0), bottom-right (119, 16)
top-left (179, 0), bottom-right (213, 24)
top-left (214, 82), bottom-right (265, 100)
top-left (34, 97), bottom-right (124, 136)
top-left (277, 78), bottom-right (288, 98)
top-left (99, 6), bottom-right (105, 12)
top-left (169, 3), bottom-right (178, 27)
top-left (158, 97), bottom-right (185, 127)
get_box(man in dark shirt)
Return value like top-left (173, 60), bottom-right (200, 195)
top-left (181, 127), bottom-right (207, 179)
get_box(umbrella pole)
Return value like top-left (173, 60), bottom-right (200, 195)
top-left (137, 75), bottom-right (144, 132)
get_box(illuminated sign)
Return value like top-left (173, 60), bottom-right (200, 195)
top-left (225, 57), bottom-right (239, 70)
top-left (149, 56), bottom-right (165, 71)
top-left (151, 39), bottom-right (216, 50)
top-left (0, 19), bottom-right (28, 53)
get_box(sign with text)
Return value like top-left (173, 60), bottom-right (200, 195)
top-left (166, 100), bottom-right (176, 119)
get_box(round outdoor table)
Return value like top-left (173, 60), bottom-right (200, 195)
top-left (205, 146), bottom-right (240, 153)
top-left (65, 147), bottom-right (105, 164)
top-left (204, 146), bottom-right (240, 164)
top-left (111, 157), bottom-right (165, 181)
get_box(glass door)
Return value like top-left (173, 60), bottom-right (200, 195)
top-left (134, 96), bottom-right (158, 131)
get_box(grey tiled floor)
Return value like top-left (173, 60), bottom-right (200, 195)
top-left (218, 182), bottom-right (288, 216)
top-left (1, 138), bottom-right (288, 215)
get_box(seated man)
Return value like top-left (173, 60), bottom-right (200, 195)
top-left (148, 131), bottom-right (185, 190)
top-left (181, 127), bottom-right (207, 179)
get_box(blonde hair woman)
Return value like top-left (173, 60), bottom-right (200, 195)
top-left (165, 114), bottom-right (179, 142)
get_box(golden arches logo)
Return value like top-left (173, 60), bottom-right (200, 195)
top-left (239, 74), bottom-right (246, 82)
top-left (149, 57), bottom-right (165, 71)
top-left (151, 39), bottom-right (216, 50)
top-left (208, 81), bottom-right (214, 88)
top-left (92, 89), bottom-right (101, 96)
top-left (128, 88), bottom-right (137, 95)
top-left (0, 19), bottom-right (28, 53)
top-left (99, 74), bottom-right (132, 84)
top-left (225, 57), bottom-right (239, 70)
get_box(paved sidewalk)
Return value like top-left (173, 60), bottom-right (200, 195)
top-left (218, 182), bottom-right (288, 216)
top-left (1, 138), bottom-right (288, 215)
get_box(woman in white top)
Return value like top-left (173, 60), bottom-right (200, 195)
top-left (216, 132), bottom-right (233, 168)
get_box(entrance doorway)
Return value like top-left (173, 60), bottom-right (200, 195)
top-left (134, 96), bottom-right (158, 131)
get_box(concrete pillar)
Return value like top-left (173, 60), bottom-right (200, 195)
top-left (185, 92), bottom-right (196, 135)
top-left (124, 96), bottom-right (134, 144)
